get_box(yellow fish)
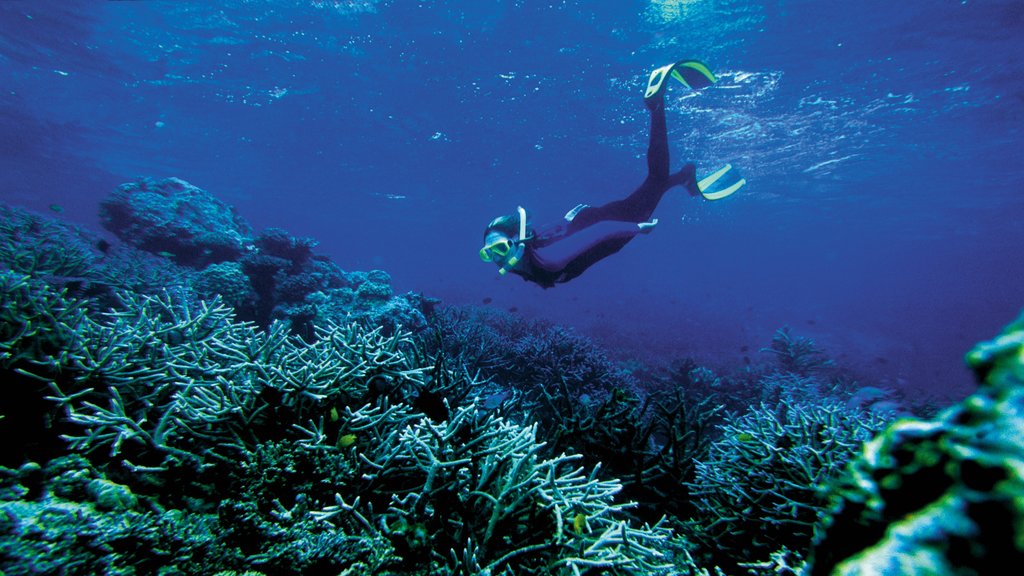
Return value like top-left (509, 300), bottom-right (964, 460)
top-left (573, 513), bottom-right (586, 535)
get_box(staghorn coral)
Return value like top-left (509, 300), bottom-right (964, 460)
top-left (0, 272), bottom-right (92, 466)
top-left (0, 271), bottom-right (88, 374)
top-left (2, 274), bottom-right (688, 573)
top-left (310, 401), bottom-right (679, 575)
top-left (762, 327), bottom-right (834, 376)
top-left (423, 304), bottom-right (730, 526)
top-left (0, 453), bottom-right (394, 575)
top-left (0, 202), bottom-right (197, 307)
top-left (0, 203), bottom-right (99, 279)
top-left (44, 289), bottom-right (431, 482)
top-left (807, 310), bottom-right (1024, 575)
top-left (426, 305), bottom-right (633, 396)
top-left (685, 399), bottom-right (890, 572)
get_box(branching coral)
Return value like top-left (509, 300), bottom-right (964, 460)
top-left (762, 327), bottom-right (833, 375)
top-left (41, 289), bottom-right (431, 480)
top-left (685, 399), bottom-right (890, 571)
top-left (0, 204), bottom-right (99, 279)
top-left (310, 401), bottom-right (678, 574)
top-left (0, 271), bottom-right (88, 374)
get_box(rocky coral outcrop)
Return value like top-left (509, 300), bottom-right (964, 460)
top-left (809, 311), bottom-right (1024, 574)
top-left (99, 177), bottom-right (254, 268)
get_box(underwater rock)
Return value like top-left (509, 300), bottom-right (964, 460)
top-left (99, 177), bottom-right (254, 268)
top-left (300, 285), bottom-right (431, 334)
top-left (194, 261), bottom-right (257, 313)
top-left (809, 310), bottom-right (1024, 574)
top-left (253, 227), bottom-right (317, 267)
top-left (86, 478), bottom-right (137, 512)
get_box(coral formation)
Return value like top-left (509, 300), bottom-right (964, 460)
top-left (3, 187), bottom-right (1021, 575)
top-left (99, 177), bottom-right (254, 268)
top-left (0, 203), bottom-right (100, 279)
top-left (194, 261), bottom-right (257, 315)
top-left (686, 400), bottom-right (890, 571)
top-left (763, 326), bottom-right (834, 375)
top-left (0, 235), bottom-right (680, 574)
top-left (808, 310), bottom-right (1024, 574)
top-left (95, 181), bottom-right (428, 335)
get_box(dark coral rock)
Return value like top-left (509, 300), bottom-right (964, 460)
top-left (309, 256), bottom-right (347, 290)
top-left (253, 227), bottom-right (317, 267)
top-left (193, 261), bottom-right (257, 315)
top-left (346, 269), bottom-right (393, 302)
top-left (99, 177), bottom-right (254, 268)
top-left (274, 270), bottom-right (326, 304)
top-left (0, 459), bottom-right (239, 575)
top-left (809, 310), bottom-right (1024, 575)
top-left (240, 252), bottom-right (292, 278)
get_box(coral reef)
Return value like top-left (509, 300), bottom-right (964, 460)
top-left (685, 400), bottom-right (890, 571)
top-left (0, 267), bottom-right (682, 574)
top-left (99, 177), bottom-right (254, 268)
top-left (0, 203), bottom-right (100, 279)
top-left (310, 402), bottom-right (678, 574)
top-left (762, 326), bottom-right (834, 375)
top-left (193, 261), bottom-right (257, 316)
top-left (808, 310), bottom-right (1024, 574)
top-left (95, 180), bottom-right (429, 336)
top-left (3, 190), bottom-right (1022, 575)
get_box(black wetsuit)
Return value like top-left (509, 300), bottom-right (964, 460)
top-left (509, 97), bottom-right (699, 288)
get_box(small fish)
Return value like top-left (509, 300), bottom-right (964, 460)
top-left (573, 513), bottom-right (586, 535)
top-left (330, 407), bottom-right (340, 422)
top-left (481, 390), bottom-right (510, 410)
top-left (337, 433), bottom-right (357, 449)
top-left (482, 297), bottom-right (493, 304)
top-left (157, 251), bottom-right (175, 259)
top-left (96, 239), bottom-right (111, 254)
top-left (48, 204), bottom-right (63, 213)
top-left (737, 433), bottom-right (755, 443)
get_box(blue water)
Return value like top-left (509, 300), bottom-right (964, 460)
top-left (2, 0), bottom-right (1022, 399)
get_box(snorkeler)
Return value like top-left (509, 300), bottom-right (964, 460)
top-left (479, 59), bottom-right (745, 288)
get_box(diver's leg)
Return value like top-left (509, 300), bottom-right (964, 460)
top-left (648, 95), bottom-right (699, 194)
top-left (645, 95), bottom-right (670, 181)
top-left (566, 96), bottom-right (678, 232)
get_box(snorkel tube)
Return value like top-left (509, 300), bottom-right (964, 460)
top-left (497, 206), bottom-right (528, 275)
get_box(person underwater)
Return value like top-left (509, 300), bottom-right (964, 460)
top-left (479, 59), bottom-right (745, 289)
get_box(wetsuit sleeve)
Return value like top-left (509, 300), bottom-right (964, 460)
top-left (530, 221), bottom-right (640, 275)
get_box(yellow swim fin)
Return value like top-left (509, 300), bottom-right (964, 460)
top-left (645, 60), bottom-right (717, 100)
top-left (697, 163), bottom-right (746, 200)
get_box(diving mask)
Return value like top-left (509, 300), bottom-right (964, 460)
top-left (479, 236), bottom-right (514, 262)
top-left (480, 206), bottom-right (528, 274)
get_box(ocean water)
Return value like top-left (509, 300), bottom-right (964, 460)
top-left (2, 0), bottom-right (1022, 400)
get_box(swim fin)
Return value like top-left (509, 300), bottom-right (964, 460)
top-left (644, 59), bottom-right (717, 100)
top-left (697, 163), bottom-right (746, 200)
